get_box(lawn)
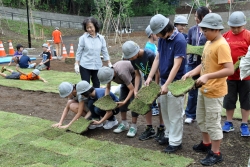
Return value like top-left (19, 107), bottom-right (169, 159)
top-left (0, 111), bottom-right (193, 167)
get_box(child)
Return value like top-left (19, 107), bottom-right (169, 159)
top-left (222, 11), bottom-right (250, 136)
top-left (0, 66), bottom-right (46, 82)
top-left (174, 15), bottom-right (188, 39)
top-left (122, 40), bottom-right (165, 141)
top-left (18, 50), bottom-right (36, 69)
top-left (145, 14), bottom-right (187, 153)
top-left (8, 44), bottom-right (23, 66)
top-left (182, 13), bottom-right (234, 166)
top-left (52, 82), bottom-right (91, 129)
top-left (76, 80), bottom-right (119, 129)
top-left (36, 43), bottom-right (51, 71)
top-left (52, 27), bottom-right (63, 58)
top-left (97, 61), bottom-right (140, 137)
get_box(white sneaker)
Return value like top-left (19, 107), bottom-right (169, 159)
top-left (184, 118), bottom-right (194, 124)
top-left (152, 108), bottom-right (159, 116)
top-left (103, 119), bottom-right (118, 129)
top-left (88, 123), bottom-right (103, 129)
top-left (127, 127), bottom-right (137, 137)
top-left (113, 123), bottom-right (129, 133)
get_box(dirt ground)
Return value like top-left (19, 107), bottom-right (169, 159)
top-left (1, 33), bottom-right (249, 167)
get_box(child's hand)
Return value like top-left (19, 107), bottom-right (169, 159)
top-left (92, 120), bottom-right (101, 125)
top-left (196, 75), bottom-right (209, 86)
top-left (116, 101), bottom-right (125, 107)
top-left (144, 77), bottom-right (152, 86)
top-left (58, 124), bottom-right (69, 129)
top-left (161, 84), bottom-right (168, 95)
top-left (182, 72), bottom-right (192, 80)
top-left (39, 62), bottom-right (43, 65)
top-left (134, 91), bottom-right (138, 98)
top-left (51, 123), bottom-right (62, 128)
top-left (44, 80), bottom-right (48, 83)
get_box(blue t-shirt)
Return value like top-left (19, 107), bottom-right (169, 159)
top-left (182, 33), bottom-right (188, 40)
top-left (130, 49), bottom-right (155, 78)
top-left (187, 25), bottom-right (207, 66)
top-left (145, 42), bottom-right (157, 55)
top-left (14, 51), bottom-right (22, 57)
top-left (158, 29), bottom-right (187, 85)
top-left (18, 55), bottom-right (31, 68)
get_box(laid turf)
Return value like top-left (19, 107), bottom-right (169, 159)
top-left (128, 98), bottom-right (151, 115)
top-left (68, 117), bottom-right (92, 133)
top-left (168, 77), bottom-right (195, 97)
top-left (93, 95), bottom-right (118, 110)
top-left (136, 81), bottom-right (161, 104)
top-left (0, 111), bottom-right (194, 167)
top-left (186, 44), bottom-right (204, 56)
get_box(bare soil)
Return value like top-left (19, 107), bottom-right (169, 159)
top-left (1, 32), bottom-right (249, 167)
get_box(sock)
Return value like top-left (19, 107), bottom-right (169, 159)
top-left (147, 125), bottom-right (153, 128)
top-left (131, 123), bottom-right (137, 129)
top-left (159, 124), bottom-right (165, 128)
top-left (213, 152), bottom-right (221, 156)
top-left (202, 142), bottom-right (211, 146)
top-left (121, 120), bottom-right (128, 125)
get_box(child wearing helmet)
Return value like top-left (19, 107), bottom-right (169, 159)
top-left (222, 11), bottom-right (250, 137)
top-left (36, 43), bottom-right (51, 71)
top-left (0, 66), bottom-right (46, 82)
top-left (145, 25), bottom-right (159, 55)
top-left (52, 82), bottom-right (90, 129)
top-left (76, 80), bottom-right (119, 130)
top-left (8, 44), bottom-right (24, 66)
top-left (182, 13), bottom-right (233, 166)
top-left (174, 15), bottom-right (188, 39)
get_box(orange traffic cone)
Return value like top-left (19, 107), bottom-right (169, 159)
top-left (62, 44), bottom-right (68, 58)
top-left (69, 44), bottom-right (74, 57)
top-left (0, 41), bottom-right (6, 57)
top-left (8, 40), bottom-right (15, 55)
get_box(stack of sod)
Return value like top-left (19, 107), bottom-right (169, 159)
top-left (68, 118), bottom-right (92, 133)
top-left (128, 81), bottom-right (161, 115)
top-left (93, 95), bottom-right (118, 111)
top-left (186, 44), bottom-right (204, 56)
top-left (168, 77), bottom-right (195, 97)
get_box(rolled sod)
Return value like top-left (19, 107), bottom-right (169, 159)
top-left (128, 98), bottom-right (151, 115)
top-left (168, 77), bottom-right (195, 97)
top-left (136, 81), bottom-right (161, 105)
top-left (186, 44), bottom-right (204, 56)
top-left (68, 118), bottom-right (92, 133)
top-left (93, 95), bottom-right (118, 111)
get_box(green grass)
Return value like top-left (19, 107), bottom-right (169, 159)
top-left (0, 111), bottom-right (193, 167)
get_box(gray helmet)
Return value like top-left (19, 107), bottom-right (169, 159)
top-left (150, 14), bottom-right (169, 34)
top-left (228, 11), bottom-right (246, 27)
top-left (145, 25), bottom-right (153, 37)
top-left (76, 81), bottom-right (92, 95)
top-left (122, 41), bottom-right (140, 59)
top-left (97, 66), bottom-right (114, 84)
top-left (42, 43), bottom-right (48, 48)
top-left (55, 27), bottom-right (59, 30)
top-left (32, 69), bottom-right (40, 76)
top-left (198, 13), bottom-right (224, 30)
top-left (174, 15), bottom-right (188, 25)
top-left (22, 49), bottom-right (28, 56)
top-left (58, 82), bottom-right (73, 98)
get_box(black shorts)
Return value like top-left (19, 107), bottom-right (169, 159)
top-left (223, 80), bottom-right (250, 110)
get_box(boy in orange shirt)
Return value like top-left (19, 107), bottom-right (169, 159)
top-left (182, 13), bottom-right (234, 166)
top-left (52, 27), bottom-right (63, 58)
top-left (0, 66), bottom-right (47, 82)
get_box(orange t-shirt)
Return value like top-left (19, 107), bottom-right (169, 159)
top-left (52, 30), bottom-right (62, 44)
top-left (19, 73), bottom-right (40, 80)
top-left (200, 37), bottom-right (232, 98)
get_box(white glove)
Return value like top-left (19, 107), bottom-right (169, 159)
top-left (74, 63), bottom-right (80, 75)
top-left (108, 62), bottom-right (113, 68)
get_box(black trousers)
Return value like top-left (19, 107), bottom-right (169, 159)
top-left (79, 66), bottom-right (100, 88)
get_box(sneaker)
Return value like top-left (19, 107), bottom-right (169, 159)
top-left (103, 119), bottom-right (118, 129)
top-left (185, 118), bottom-right (194, 124)
top-left (158, 136), bottom-right (169, 145)
top-left (88, 123), bottom-right (103, 129)
top-left (139, 127), bottom-right (155, 140)
top-left (222, 121), bottom-right (234, 132)
top-left (127, 127), bottom-right (137, 137)
top-left (113, 123), bottom-right (129, 133)
top-left (193, 141), bottom-right (211, 153)
top-left (152, 108), bottom-right (159, 116)
top-left (154, 127), bottom-right (165, 141)
top-left (200, 150), bottom-right (223, 166)
top-left (240, 123), bottom-right (250, 137)
top-left (1, 66), bottom-right (6, 73)
top-left (164, 144), bottom-right (182, 153)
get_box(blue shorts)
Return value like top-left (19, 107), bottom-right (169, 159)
top-left (5, 72), bottom-right (21, 79)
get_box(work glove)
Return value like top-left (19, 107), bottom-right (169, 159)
top-left (108, 62), bottom-right (113, 68)
top-left (74, 63), bottom-right (80, 75)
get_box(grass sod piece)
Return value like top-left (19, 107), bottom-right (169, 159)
top-left (186, 44), bottom-right (204, 56)
top-left (168, 77), bottom-right (195, 97)
top-left (93, 95), bottom-right (118, 110)
top-left (68, 117), bottom-right (92, 133)
top-left (234, 59), bottom-right (240, 72)
top-left (38, 128), bottom-right (65, 140)
top-left (128, 98), bottom-right (151, 115)
top-left (136, 81), bottom-right (161, 104)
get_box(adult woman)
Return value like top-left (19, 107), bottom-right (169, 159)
top-left (184, 6), bottom-right (210, 124)
top-left (74, 17), bottom-right (111, 88)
